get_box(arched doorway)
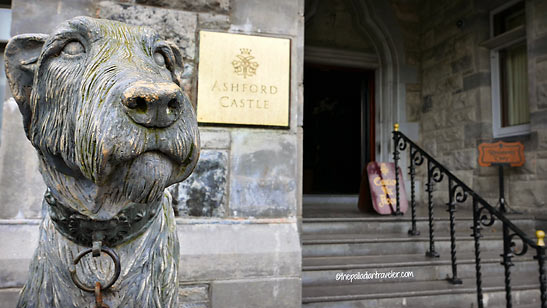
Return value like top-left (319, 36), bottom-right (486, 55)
top-left (303, 0), bottom-right (414, 199)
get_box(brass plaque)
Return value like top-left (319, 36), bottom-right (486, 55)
top-left (196, 31), bottom-right (291, 127)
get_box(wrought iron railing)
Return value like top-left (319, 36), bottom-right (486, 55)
top-left (392, 124), bottom-right (546, 308)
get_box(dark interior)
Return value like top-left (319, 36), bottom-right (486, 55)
top-left (303, 64), bottom-right (374, 194)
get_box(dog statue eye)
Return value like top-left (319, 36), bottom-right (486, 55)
top-left (62, 41), bottom-right (85, 56)
top-left (154, 51), bottom-right (167, 67)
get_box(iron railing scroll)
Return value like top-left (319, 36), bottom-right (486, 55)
top-left (392, 123), bottom-right (546, 308)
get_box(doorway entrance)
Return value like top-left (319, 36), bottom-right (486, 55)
top-left (303, 64), bottom-right (375, 194)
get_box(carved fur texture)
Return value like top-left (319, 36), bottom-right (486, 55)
top-left (4, 16), bottom-right (200, 308)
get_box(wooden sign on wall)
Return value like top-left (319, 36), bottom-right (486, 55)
top-left (478, 141), bottom-right (525, 167)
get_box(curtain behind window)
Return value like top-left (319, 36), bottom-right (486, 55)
top-left (502, 43), bottom-right (529, 127)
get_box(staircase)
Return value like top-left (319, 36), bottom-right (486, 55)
top-left (302, 196), bottom-right (542, 308)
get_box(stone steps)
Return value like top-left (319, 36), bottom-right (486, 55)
top-left (302, 198), bottom-right (542, 308)
top-left (303, 215), bottom-right (535, 235)
top-left (302, 252), bottom-right (538, 286)
top-left (302, 231), bottom-right (510, 257)
top-left (302, 275), bottom-right (541, 307)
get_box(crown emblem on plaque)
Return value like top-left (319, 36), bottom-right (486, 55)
top-left (232, 48), bottom-right (259, 78)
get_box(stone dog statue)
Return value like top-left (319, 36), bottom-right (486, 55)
top-left (4, 16), bottom-right (200, 307)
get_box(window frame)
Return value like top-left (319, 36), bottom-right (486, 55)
top-left (488, 0), bottom-right (530, 138)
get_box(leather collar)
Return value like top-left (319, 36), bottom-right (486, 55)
top-left (45, 189), bottom-right (162, 247)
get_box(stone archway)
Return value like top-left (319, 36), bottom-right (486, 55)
top-left (305, 0), bottom-right (417, 162)
top-left (347, 0), bottom-right (417, 162)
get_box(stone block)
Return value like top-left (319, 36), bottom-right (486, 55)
top-left (96, 1), bottom-right (197, 61)
top-left (421, 136), bottom-right (437, 156)
top-left (539, 130), bottom-right (547, 151)
top-left (168, 150), bottom-right (228, 217)
top-left (452, 170), bottom-right (473, 188)
top-left (0, 259), bottom-right (31, 288)
top-left (177, 221), bottom-right (301, 281)
top-left (431, 93), bottom-right (450, 110)
top-left (537, 60), bottom-right (547, 83)
top-left (452, 149), bottom-right (477, 170)
top-left (10, 0), bottom-right (94, 35)
top-left (229, 131), bottom-right (297, 218)
top-left (476, 176), bottom-right (500, 199)
top-left (463, 72), bottom-right (491, 91)
top-left (537, 154), bottom-right (547, 180)
top-left (0, 99), bottom-right (46, 219)
top-left (451, 88), bottom-right (479, 109)
top-left (436, 154), bottom-right (454, 170)
top-left (422, 95), bottom-right (433, 113)
top-left (179, 283), bottom-right (210, 308)
top-left (406, 89), bottom-right (421, 122)
top-left (0, 222), bottom-right (40, 288)
top-left (436, 127), bottom-right (463, 143)
top-left (531, 110), bottom-right (547, 130)
top-left (437, 140), bottom-right (463, 155)
top-left (509, 180), bottom-right (547, 209)
top-left (199, 129), bottom-right (230, 150)
top-left (445, 107), bottom-right (477, 127)
top-left (422, 29), bottom-right (434, 50)
top-left (435, 76), bottom-right (463, 94)
top-left (476, 47), bottom-right (491, 72)
top-left (531, 35), bottom-right (547, 59)
top-left (198, 12), bottom-right (230, 30)
top-left (538, 83), bottom-right (547, 109)
top-left (464, 123), bottom-right (489, 148)
top-left (230, 0), bottom-right (300, 36)
top-left (431, 38), bottom-right (455, 63)
top-left (128, 0), bottom-right (230, 14)
top-left (451, 55), bottom-right (472, 74)
top-left (509, 152), bottom-right (537, 176)
top-left (0, 288), bottom-right (19, 308)
top-left (211, 277), bottom-right (301, 308)
top-left (422, 63), bottom-right (451, 91)
top-left (199, 129), bottom-right (230, 149)
top-left (534, 0), bottom-right (547, 37)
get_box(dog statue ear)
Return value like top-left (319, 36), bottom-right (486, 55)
top-left (4, 34), bottom-right (48, 134)
top-left (165, 41), bottom-right (185, 87)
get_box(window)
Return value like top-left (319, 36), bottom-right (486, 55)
top-left (484, 1), bottom-right (529, 138)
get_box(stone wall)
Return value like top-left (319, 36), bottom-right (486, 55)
top-left (416, 0), bottom-right (547, 212)
top-left (0, 0), bottom-right (303, 307)
top-left (304, 0), bottom-right (376, 53)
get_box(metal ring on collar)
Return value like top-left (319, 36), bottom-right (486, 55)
top-left (69, 247), bottom-right (121, 292)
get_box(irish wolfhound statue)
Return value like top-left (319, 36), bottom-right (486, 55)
top-left (4, 16), bottom-right (200, 308)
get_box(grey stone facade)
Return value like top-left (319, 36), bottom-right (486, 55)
top-left (416, 0), bottom-right (547, 210)
top-left (0, 0), bottom-right (303, 307)
top-left (1, 0), bottom-right (546, 307)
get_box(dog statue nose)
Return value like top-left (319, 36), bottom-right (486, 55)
top-left (121, 81), bottom-right (183, 128)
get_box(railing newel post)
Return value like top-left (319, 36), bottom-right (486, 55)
top-left (447, 178), bottom-right (461, 284)
top-left (425, 159), bottom-right (439, 258)
top-left (408, 146), bottom-right (419, 236)
top-left (536, 230), bottom-right (546, 308)
top-left (471, 195), bottom-right (484, 308)
top-left (392, 123), bottom-right (403, 216)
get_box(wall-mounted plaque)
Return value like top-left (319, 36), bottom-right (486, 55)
top-left (196, 31), bottom-right (291, 127)
top-left (478, 141), bottom-right (525, 167)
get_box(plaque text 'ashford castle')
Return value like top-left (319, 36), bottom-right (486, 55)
top-left (211, 80), bottom-right (278, 109)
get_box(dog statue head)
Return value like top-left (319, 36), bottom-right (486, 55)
top-left (4, 16), bottom-right (200, 245)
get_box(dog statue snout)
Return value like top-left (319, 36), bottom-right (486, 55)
top-left (121, 81), bottom-right (183, 128)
